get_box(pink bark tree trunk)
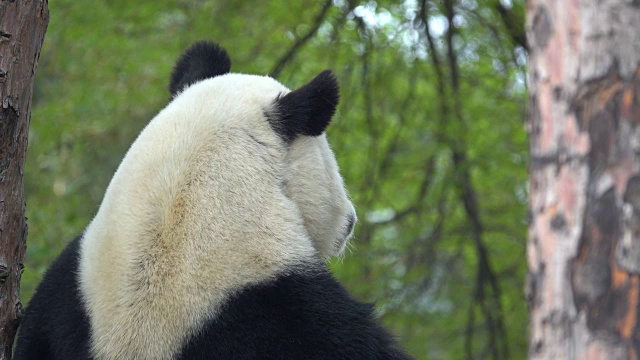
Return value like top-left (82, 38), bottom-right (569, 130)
top-left (528, 1), bottom-right (640, 358)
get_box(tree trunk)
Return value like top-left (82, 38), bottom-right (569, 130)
top-left (527, 1), bottom-right (640, 359)
top-left (0, 1), bottom-right (48, 358)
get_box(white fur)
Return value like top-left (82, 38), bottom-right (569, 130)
top-left (285, 135), bottom-right (356, 257)
top-left (79, 73), bottom-right (355, 359)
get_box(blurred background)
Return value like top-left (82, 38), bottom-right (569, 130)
top-left (23, 0), bottom-right (527, 358)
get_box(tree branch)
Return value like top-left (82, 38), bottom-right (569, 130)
top-left (494, 1), bottom-right (527, 51)
top-left (419, 0), bottom-right (509, 357)
top-left (269, 0), bottom-right (333, 78)
top-left (443, 0), bottom-right (509, 357)
top-left (419, 0), bottom-right (449, 135)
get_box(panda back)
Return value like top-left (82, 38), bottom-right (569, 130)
top-left (16, 237), bottom-right (412, 360)
top-left (177, 266), bottom-right (413, 360)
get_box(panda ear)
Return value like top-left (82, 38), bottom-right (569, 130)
top-left (169, 41), bottom-right (231, 96)
top-left (270, 70), bottom-right (339, 142)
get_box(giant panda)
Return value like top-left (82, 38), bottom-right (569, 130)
top-left (15, 41), bottom-right (413, 360)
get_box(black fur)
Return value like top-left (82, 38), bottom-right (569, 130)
top-left (178, 268), bottom-right (412, 360)
top-left (14, 236), bottom-right (92, 360)
top-left (169, 41), bottom-right (231, 96)
top-left (15, 236), bottom-right (413, 360)
top-left (268, 70), bottom-right (339, 142)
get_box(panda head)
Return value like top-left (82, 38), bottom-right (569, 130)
top-left (79, 42), bottom-right (358, 358)
top-left (166, 41), bottom-right (356, 259)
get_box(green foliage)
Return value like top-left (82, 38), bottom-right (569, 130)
top-left (24, 0), bottom-right (527, 358)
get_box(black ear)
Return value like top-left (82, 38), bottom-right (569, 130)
top-left (169, 41), bottom-right (231, 96)
top-left (269, 70), bottom-right (339, 142)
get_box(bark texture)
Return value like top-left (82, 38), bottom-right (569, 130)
top-left (527, 1), bottom-right (640, 359)
top-left (0, 1), bottom-right (48, 358)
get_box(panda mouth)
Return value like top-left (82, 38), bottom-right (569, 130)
top-left (334, 213), bottom-right (356, 255)
top-left (344, 215), bottom-right (356, 238)
top-left (336, 236), bottom-right (349, 256)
